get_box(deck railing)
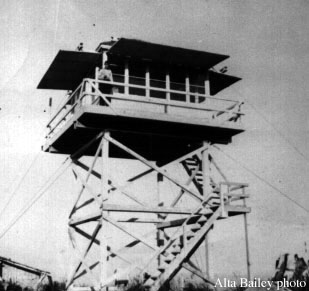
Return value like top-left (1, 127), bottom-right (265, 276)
top-left (46, 77), bottom-right (244, 140)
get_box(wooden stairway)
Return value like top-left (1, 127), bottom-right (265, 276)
top-left (141, 154), bottom-right (249, 291)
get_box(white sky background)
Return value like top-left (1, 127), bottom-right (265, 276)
top-left (0, 0), bottom-right (309, 282)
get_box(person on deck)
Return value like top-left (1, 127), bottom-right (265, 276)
top-left (98, 62), bottom-right (114, 105)
top-left (98, 62), bottom-right (114, 83)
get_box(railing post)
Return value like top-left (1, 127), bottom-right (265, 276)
top-left (185, 75), bottom-right (190, 103)
top-left (205, 71), bottom-right (210, 97)
top-left (94, 67), bottom-right (99, 104)
top-left (165, 70), bottom-right (170, 113)
top-left (124, 60), bottom-right (129, 96)
top-left (146, 65), bottom-right (150, 98)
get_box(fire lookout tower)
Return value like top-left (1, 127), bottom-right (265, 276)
top-left (38, 38), bottom-right (250, 291)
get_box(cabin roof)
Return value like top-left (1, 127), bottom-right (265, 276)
top-left (37, 38), bottom-right (239, 93)
top-left (37, 50), bottom-right (101, 90)
top-left (107, 38), bottom-right (229, 69)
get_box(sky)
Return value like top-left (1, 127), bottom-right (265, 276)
top-left (0, 0), bottom-right (309, 284)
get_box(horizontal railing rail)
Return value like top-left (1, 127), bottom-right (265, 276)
top-left (113, 73), bottom-right (206, 90)
top-left (45, 77), bottom-right (244, 140)
top-left (47, 81), bottom-right (85, 128)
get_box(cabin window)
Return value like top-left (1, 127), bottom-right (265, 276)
top-left (110, 63), bottom-right (125, 93)
top-left (149, 65), bottom-right (166, 99)
top-left (129, 62), bottom-right (146, 96)
top-left (189, 72), bottom-right (206, 103)
top-left (170, 68), bottom-right (186, 102)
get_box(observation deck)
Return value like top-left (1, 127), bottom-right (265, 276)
top-left (38, 38), bottom-right (244, 161)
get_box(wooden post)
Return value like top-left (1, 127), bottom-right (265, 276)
top-left (185, 75), bottom-right (190, 103)
top-left (243, 190), bottom-right (251, 280)
top-left (124, 60), bottom-right (129, 95)
top-left (101, 132), bottom-right (110, 288)
top-left (165, 70), bottom-right (170, 113)
top-left (202, 141), bottom-right (211, 278)
top-left (94, 67), bottom-right (99, 104)
top-left (102, 52), bottom-right (107, 68)
top-left (146, 65), bottom-right (150, 98)
top-left (157, 170), bottom-right (164, 267)
top-left (204, 71), bottom-right (210, 97)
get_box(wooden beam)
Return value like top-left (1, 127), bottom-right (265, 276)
top-left (70, 138), bottom-right (103, 218)
top-left (182, 263), bottom-right (215, 286)
top-left (106, 135), bottom-right (203, 202)
top-left (117, 218), bottom-right (162, 223)
top-left (102, 214), bottom-right (157, 251)
top-left (70, 132), bottom-right (104, 160)
top-left (68, 228), bottom-right (100, 287)
top-left (69, 211), bottom-right (102, 226)
top-left (67, 204), bottom-right (251, 226)
top-left (100, 131), bottom-right (110, 287)
top-left (66, 222), bottom-right (101, 288)
top-left (101, 204), bottom-right (213, 215)
top-left (73, 261), bottom-right (100, 281)
top-left (72, 166), bottom-right (101, 206)
top-left (72, 226), bottom-right (132, 265)
top-left (0, 257), bottom-right (51, 277)
top-left (157, 215), bottom-right (205, 229)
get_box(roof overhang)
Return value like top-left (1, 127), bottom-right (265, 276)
top-left (107, 38), bottom-right (229, 69)
top-left (37, 50), bottom-right (101, 90)
top-left (37, 39), bottom-right (240, 93)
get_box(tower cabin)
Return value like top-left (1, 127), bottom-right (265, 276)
top-left (38, 38), bottom-right (243, 161)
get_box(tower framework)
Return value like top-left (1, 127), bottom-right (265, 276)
top-left (38, 38), bottom-right (251, 291)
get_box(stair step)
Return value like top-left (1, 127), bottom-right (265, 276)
top-left (174, 237), bottom-right (183, 247)
top-left (185, 159), bottom-right (198, 166)
top-left (164, 254), bottom-right (174, 263)
top-left (171, 246), bottom-right (181, 255)
top-left (200, 208), bottom-right (213, 215)
top-left (186, 231), bottom-right (195, 240)
top-left (144, 278), bottom-right (155, 287)
top-left (158, 263), bottom-right (168, 272)
top-left (150, 270), bottom-right (161, 280)
top-left (197, 216), bottom-right (207, 224)
top-left (115, 279), bottom-right (129, 286)
top-left (190, 223), bottom-right (202, 231)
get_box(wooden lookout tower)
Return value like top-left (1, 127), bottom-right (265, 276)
top-left (38, 38), bottom-right (250, 291)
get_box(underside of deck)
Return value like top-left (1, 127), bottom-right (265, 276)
top-left (44, 105), bottom-right (243, 161)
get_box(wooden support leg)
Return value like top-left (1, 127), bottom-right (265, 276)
top-left (101, 131), bottom-right (110, 289)
top-left (157, 171), bottom-right (164, 267)
top-left (202, 142), bottom-right (211, 278)
top-left (243, 192), bottom-right (251, 280)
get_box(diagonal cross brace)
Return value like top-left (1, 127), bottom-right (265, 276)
top-left (106, 135), bottom-right (204, 202)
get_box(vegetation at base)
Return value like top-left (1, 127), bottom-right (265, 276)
top-left (0, 280), bottom-right (65, 291)
top-left (1, 276), bottom-right (309, 291)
